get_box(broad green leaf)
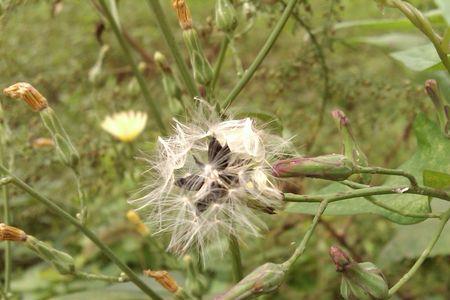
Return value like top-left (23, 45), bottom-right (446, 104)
top-left (377, 200), bottom-right (450, 266)
top-left (286, 114), bottom-right (449, 224)
top-left (390, 43), bottom-right (447, 71)
top-left (423, 170), bottom-right (450, 189)
top-left (351, 33), bottom-right (426, 50)
top-left (435, 0), bottom-right (450, 24)
top-left (312, 10), bottom-right (444, 34)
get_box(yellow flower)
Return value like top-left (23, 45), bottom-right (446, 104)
top-left (101, 111), bottom-right (147, 142)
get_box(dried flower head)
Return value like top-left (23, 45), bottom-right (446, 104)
top-left (132, 103), bottom-right (289, 256)
top-left (3, 82), bottom-right (48, 111)
top-left (172, 0), bottom-right (192, 30)
top-left (101, 111), bottom-right (147, 142)
top-left (143, 270), bottom-right (180, 293)
top-left (0, 223), bottom-right (27, 242)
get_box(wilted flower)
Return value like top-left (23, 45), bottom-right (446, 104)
top-left (101, 111), bottom-right (147, 142)
top-left (132, 103), bottom-right (288, 256)
top-left (3, 82), bottom-right (48, 111)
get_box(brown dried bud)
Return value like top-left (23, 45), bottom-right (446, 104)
top-left (143, 270), bottom-right (179, 293)
top-left (3, 82), bottom-right (49, 111)
top-left (172, 0), bottom-right (192, 30)
top-left (329, 246), bottom-right (352, 272)
top-left (0, 223), bottom-right (27, 242)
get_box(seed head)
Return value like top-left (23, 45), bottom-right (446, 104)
top-left (3, 82), bottom-right (48, 111)
top-left (132, 103), bottom-right (289, 257)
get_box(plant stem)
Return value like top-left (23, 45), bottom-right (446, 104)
top-left (98, 0), bottom-right (167, 135)
top-left (284, 184), bottom-right (450, 203)
top-left (388, 208), bottom-right (450, 296)
top-left (340, 181), bottom-right (440, 219)
top-left (282, 200), bottom-right (328, 269)
top-left (353, 166), bottom-right (418, 187)
top-left (222, 0), bottom-right (299, 111)
top-left (229, 234), bottom-right (243, 282)
top-left (0, 165), bottom-right (162, 300)
top-left (212, 36), bottom-right (230, 92)
top-left (146, 0), bottom-right (199, 99)
top-left (75, 271), bottom-right (127, 283)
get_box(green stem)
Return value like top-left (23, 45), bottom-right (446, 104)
top-left (388, 208), bottom-right (450, 296)
top-left (98, 0), bottom-right (167, 135)
top-left (392, 0), bottom-right (450, 74)
top-left (354, 166), bottom-right (418, 187)
top-left (282, 200), bottom-right (329, 269)
top-left (221, 0), bottom-right (299, 111)
top-left (146, 0), bottom-right (199, 99)
top-left (340, 181), bottom-right (440, 219)
top-left (212, 36), bottom-right (230, 92)
top-left (0, 134), bottom-right (11, 297)
top-left (229, 234), bottom-right (243, 282)
top-left (0, 165), bottom-right (162, 300)
top-left (75, 271), bottom-right (127, 283)
top-left (284, 185), bottom-right (450, 203)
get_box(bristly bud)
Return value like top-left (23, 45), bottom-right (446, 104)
top-left (0, 223), bottom-right (27, 242)
top-left (330, 246), bottom-right (388, 300)
top-left (183, 29), bottom-right (214, 86)
top-left (331, 109), bottom-right (371, 183)
top-left (3, 82), bottom-right (48, 111)
top-left (272, 154), bottom-right (355, 181)
top-left (172, 0), bottom-right (192, 30)
top-left (425, 79), bottom-right (450, 138)
top-left (215, 0), bottom-right (238, 34)
top-left (143, 270), bottom-right (180, 293)
top-left (25, 235), bottom-right (75, 275)
top-left (126, 210), bottom-right (150, 237)
top-left (40, 107), bottom-right (80, 168)
top-left (216, 263), bottom-right (287, 300)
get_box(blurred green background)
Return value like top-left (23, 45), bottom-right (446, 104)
top-left (0, 0), bottom-right (449, 299)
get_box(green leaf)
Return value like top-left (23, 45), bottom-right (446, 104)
top-left (435, 0), bottom-right (450, 24)
top-left (377, 200), bottom-right (450, 266)
top-left (423, 170), bottom-right (450, 189)
top-left (390, 43), bottom-right (447, 72)
top-left (286, 114), bottom-right (450, 224)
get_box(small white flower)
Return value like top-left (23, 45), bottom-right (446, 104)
top-left (101, 111), bottom-right (147, 142)
top-left (132, 104), bottom-right (289, 257)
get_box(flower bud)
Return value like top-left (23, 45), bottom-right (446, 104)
top-left (25, 235), bottom-right (75, 275)
top-left (215, 0), bottom-right (238, 34)
top-left (330, 246), bottom-right (388, 300)
top-left (0, 223), bottom-right (27, 242)
top-left (331, 110), bottom-right (371, 183)
top-left (272, 154), bottom-right (355, 181)
top-left (154, 52), bottom-right (183, 114)
top-left (40, 107), bottom-right (79, 168)
top-left (183, 29), bottom-right (214, 86)
top-left (143, 270), bottom-right (179, 293)
top-left (425, 80), bottom-right (449, 138)
top-left (216, 263), bottom-right (286, 300)
top-left (3, 82), bottom-right (48, 111)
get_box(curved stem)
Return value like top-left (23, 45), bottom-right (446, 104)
top-left (221, 0), bottom-right (299, 111)
top-left (146, 0), bottom-right (199, 99)
top-left (0, 165), bottom-right (163, 300)
top-left (229, 234), bottom-right (243, 282)
top-left (98, 0), bottom-right (167, 135)
top-left (388, 208), bottom-right (450, 296)
top-left (282, 200), bottom-right (328, 269)
top-left (353, 166), bottom-right (418, 187)
top-left (284, 185), bottom-right (450, 203)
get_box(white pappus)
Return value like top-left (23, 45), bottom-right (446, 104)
top-left (131, 105), bottom-right (289, 257)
